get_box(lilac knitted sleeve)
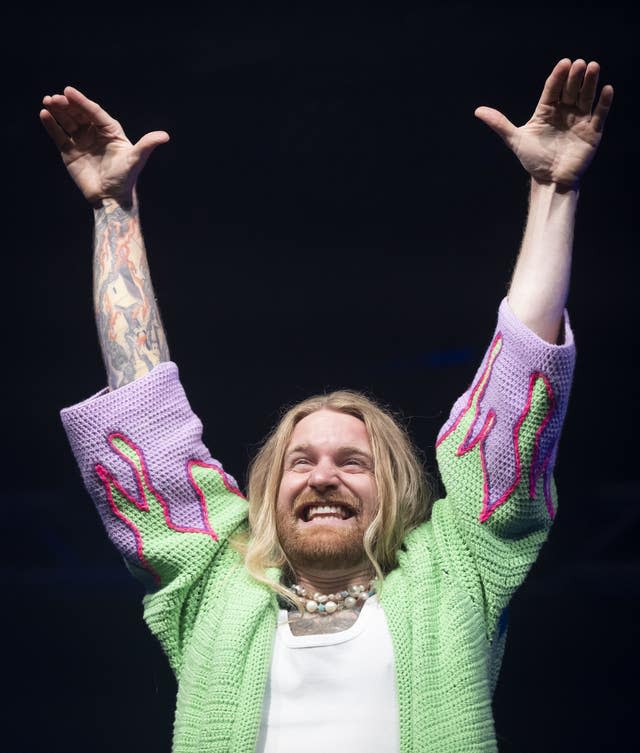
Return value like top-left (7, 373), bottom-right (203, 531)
top-left (61, 362), bottom-right (248, 593)
top-left (431, 298), bottom-right (576, 638)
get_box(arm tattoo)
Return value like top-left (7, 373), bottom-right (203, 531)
top-left (93, 198), bottom-right (170, 390)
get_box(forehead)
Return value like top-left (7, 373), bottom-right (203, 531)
top-left (287, 409), bottom-right (371, 451)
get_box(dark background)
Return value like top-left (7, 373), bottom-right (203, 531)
top-left (3, 4), bottom-right (638, 752)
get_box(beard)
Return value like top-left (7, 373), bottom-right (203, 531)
top-left (276, 487), bottom-right (368, 570)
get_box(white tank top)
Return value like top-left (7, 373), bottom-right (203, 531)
top-left (255, 595), bottom-right (400, 753)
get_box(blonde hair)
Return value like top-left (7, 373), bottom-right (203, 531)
top-left (237, 390), bottom-right (434, 605)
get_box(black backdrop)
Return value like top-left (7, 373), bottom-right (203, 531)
top-left (3, 5), bottom-right (639, 752)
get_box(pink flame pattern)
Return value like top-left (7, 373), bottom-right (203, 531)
top-left (95, 432), bottom-right (244, 585)
top-left (436, 334), bottom-right (557, 522)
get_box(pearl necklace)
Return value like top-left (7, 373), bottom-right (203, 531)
top-left (287, 580), bottom-right (376, 615)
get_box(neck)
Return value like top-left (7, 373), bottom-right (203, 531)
top-left (288, 562), bottom-right (374, 595)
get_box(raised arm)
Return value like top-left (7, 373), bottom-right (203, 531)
top-left (475, 58), bottom-right (614, 342)
top-left (433, 59), bottom-right (613, 645)
top-left (44, 92), bottom-right (250, 673)
top-left (40, 87), bottom-right (171, 388)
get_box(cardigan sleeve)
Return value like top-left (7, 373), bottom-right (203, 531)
top-left (61, 362), bottom-right (249, 671)
top-left (430, 298), bottom-right (576, 640)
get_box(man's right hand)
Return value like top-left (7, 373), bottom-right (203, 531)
top-left (40, 87), bottom-right (169, 206)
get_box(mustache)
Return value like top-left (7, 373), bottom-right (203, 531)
top-left (292, 488), bottom-right (361, 518)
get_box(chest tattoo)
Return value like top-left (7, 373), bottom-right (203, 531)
top-left (287, 607), bottom-right (363, 636)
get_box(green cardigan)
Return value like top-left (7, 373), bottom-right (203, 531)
top-left (61, 299), bottom-right (575, 752)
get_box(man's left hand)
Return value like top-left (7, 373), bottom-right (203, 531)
top-left (475, 58), bottom-right (614, 188)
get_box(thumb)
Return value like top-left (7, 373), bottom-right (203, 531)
top-left (132, 130), bottom-right (170, 168)
top-left (474, 107), bottom-right (517, 147)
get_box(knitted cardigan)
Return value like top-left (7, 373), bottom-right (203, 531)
top-left (61, 299), bottom-right (575, 753)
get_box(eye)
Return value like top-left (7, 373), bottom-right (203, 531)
top-left (291, 457), bottom-right (312, 468)
top-left (344, 457), bottom-right (370, 471)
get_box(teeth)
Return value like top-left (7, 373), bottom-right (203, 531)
top-left (306, 505), bottom-right (349, 521)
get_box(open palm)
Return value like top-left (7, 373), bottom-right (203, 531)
top-left (40, 87), bottom-right (169, 205)
top-left (476, 59), bottom-right (613, 187)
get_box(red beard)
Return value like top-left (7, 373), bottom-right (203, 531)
top-left (276, 487), bottom-right (368, 569)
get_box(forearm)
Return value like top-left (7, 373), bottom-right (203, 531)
top-left (93, 193), bottom-right (170, 389)
top-left (507, 179), bottom-right (578, 344)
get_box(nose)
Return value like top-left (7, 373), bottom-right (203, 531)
top-left (308, 457), bottom-right (339, 492)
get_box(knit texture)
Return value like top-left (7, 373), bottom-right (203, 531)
top-left (61, 298), bottom-right (575, 753)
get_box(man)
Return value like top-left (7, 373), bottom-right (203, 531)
top-left (42, 58), bottom-right (612, 752)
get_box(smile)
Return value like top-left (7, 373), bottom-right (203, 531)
top-left (299, 504), bottom-right (355, 522)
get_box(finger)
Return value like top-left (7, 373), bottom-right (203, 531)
top-left (538, 58), bottom-right (572, 106)
top-left (39, 108), bottom-right (72, 151)
top-left (577, 61), bottom-right (601, 113)
top-left (132, 131), bottom-right (170, 167)
top-left (42, 93), bottom-right (66, 106)
top-left (590, 84), bottom-right (614, 133)
top-left (62, 86), bottom-right (116, 128)
top-left (43, 94), bottom-right (82, 135)
top-left (561, 59), bottom-right (587, 105)
top-left (474, 106), bottom-right (517, 146)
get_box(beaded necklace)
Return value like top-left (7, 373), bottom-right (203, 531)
top-left (286, 580), bottom-right (376, 615)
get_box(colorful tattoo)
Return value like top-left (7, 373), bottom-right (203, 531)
top-left (93, 197), bottom-right (170, 389)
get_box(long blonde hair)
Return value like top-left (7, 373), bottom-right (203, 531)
top-left (239, 390), bottom-right (433, 603)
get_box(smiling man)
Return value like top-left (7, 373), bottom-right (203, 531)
top-left (261, 392), bottom-right (427, 637)
top-left (278, 409), bottom-right (377, 580)
top-left (44, 58), bottom-right (612, 752)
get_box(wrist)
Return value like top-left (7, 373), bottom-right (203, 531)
top-left (92, 188), bottom-right (138, 216)
top-left (530, 175), bottom-right (580, 197)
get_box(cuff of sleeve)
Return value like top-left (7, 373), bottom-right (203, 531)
top-left (60, 362), bottom-right (203, 474)
top-left (498, 297), bottom-right (575, 356)
top-left (59, 361), bottom-right (226, 503)
top-left (60, 362), bottom-right (180, 426)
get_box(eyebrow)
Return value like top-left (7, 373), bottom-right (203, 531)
top-left (285, 444), bottom-right (372, 459)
